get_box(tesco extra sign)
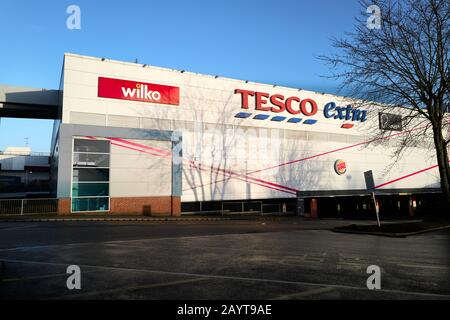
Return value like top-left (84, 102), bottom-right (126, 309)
top-left (234, 89), bottom-right (367, 122)
top-left (98, 77), bottom-right (180, 105)
top-left (235, 89), bottom-right (318, 116)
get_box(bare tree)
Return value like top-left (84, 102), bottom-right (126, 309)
top-left (321, 0), bottom-right (450, 207)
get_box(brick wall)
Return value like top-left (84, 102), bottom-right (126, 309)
top-left (171, 196), bottom-right (181, 216)
top-left (58, 198), bottom-right (71, 215)
top-left (111, 197), bottom-right (172, 215)
top-left (58, 196), bottom-right (181, 216)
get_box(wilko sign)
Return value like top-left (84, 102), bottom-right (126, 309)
top-left (334, 159), bottom-right (347, 175)
top-left (98, 77), bottom-right (180, 105)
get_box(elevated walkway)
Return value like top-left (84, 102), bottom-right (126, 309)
top-left (0, 84), bottom-right (59, 119)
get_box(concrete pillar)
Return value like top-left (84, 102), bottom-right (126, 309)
top-left (296, 198), bottom-right (305, 216)
top-left (310, 198), bottom-right (318, 219)
top-left (408, 196), bottom-right (415, 218)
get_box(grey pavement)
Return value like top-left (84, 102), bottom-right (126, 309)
top-left (0, 219), bottom-right (448, 299)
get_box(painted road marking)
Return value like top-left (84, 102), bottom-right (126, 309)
top-left (272, 287), bottom-right (336, 300)
top-left (1, 270), bottom-right (97, 282)
top-left (105, 242), bottom-right (330, 263)
top-left (397, 263), bottom-right (449, 271)
top-left (0, 229), bottom-right (316, 252)
top-left (336, 263), bottom-right (363, 272)
top-left (337, 253), bottom-right (365, 271)
top-left (0, 232), bottom-right (248, 252)
top-left (1, 258), bottom-right (449, 299)
top-left (60, 277), bottom-right (208, 299)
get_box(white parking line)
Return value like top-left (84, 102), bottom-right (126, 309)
top-left (0, 229), bottom-right (300, 252)
top-left (272, 287), bottom-right (336, 300)
top-left (2, 270), bottom-right (97, 282)
top-left (1, 258), bottom-right (449, 299)
top-left (0, 233), bottom-right (233, 252)
top-left (397, 263), bottom-right (449, 270)
top-left (60, 277), bottom-right (208, 299)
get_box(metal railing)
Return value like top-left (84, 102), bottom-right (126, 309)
top-left (0, 198), bottom-right (58, 215)
top-left (0, 151), bottom-right (50, 156)
top-left (221, 201), bottom-right (263, 214)
top-left (261, 203), bottom-right (282, 215)
top-left (182, 201), bottom-right (295, 216)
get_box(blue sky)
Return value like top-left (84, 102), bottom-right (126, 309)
top-left (0, 0), bottom-right (363, 152)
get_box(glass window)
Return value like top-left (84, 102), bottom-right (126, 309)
top-left (72, 183), bottom-right (109, 197)
top-left (72, 137), bottom-right (111, 212)
top-left (74, 139), bottom-right (110, 153)
top-left (72, 197), bottom-right (109, 212)
top-left (73, 153), bottom-right (110, 167)
top-left (73, 168), bottom-right (109, 182)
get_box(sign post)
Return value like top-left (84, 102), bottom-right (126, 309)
top-left (371, 191), bottom-right (381, 227)
top-left (364, 170), bottom-right (381, 227)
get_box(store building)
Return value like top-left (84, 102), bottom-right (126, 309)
top-left (4, 53), bottom-right (446, 216)
top-left (0, 147), bottom-right (51, 198)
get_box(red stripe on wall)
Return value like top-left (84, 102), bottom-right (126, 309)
top-left (215, 167), bottom-right (299, 192)
top-left (89, 136), bottom-right (297, 195)
top-left (188, 122), bottom-right (446, 192)
top-left (247, 123), bottom-right (432, 175)
top-left (110, 141), bottom-right (169, 158)
top-left (374, 161), bottom-right (450, 189)
top-left (84, 118), bottom-right (445, 196)
top-left (190, 163), bottom-right (297, 195)
top-left (107, 137), bottom-right (172, 157)
top-left (107, 136), bottom-right (299, 193)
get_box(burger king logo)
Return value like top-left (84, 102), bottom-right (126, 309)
top-left (334, 159), bottom-right (347, 175)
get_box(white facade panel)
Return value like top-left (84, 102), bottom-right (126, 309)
top-left (108, 115), bottom-right (140, 128)
top-left (71, 111), bottom-right (106, 126)
top-left (109, 139), bottom-right (171, 197)
top-left (62, 53), bottom-right (444, 203)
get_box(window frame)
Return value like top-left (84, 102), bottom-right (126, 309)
top-left (71, 137), bottom-right (111, 213)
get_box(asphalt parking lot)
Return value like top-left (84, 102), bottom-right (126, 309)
top-left (0, 219), bottom-right (449, 299)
